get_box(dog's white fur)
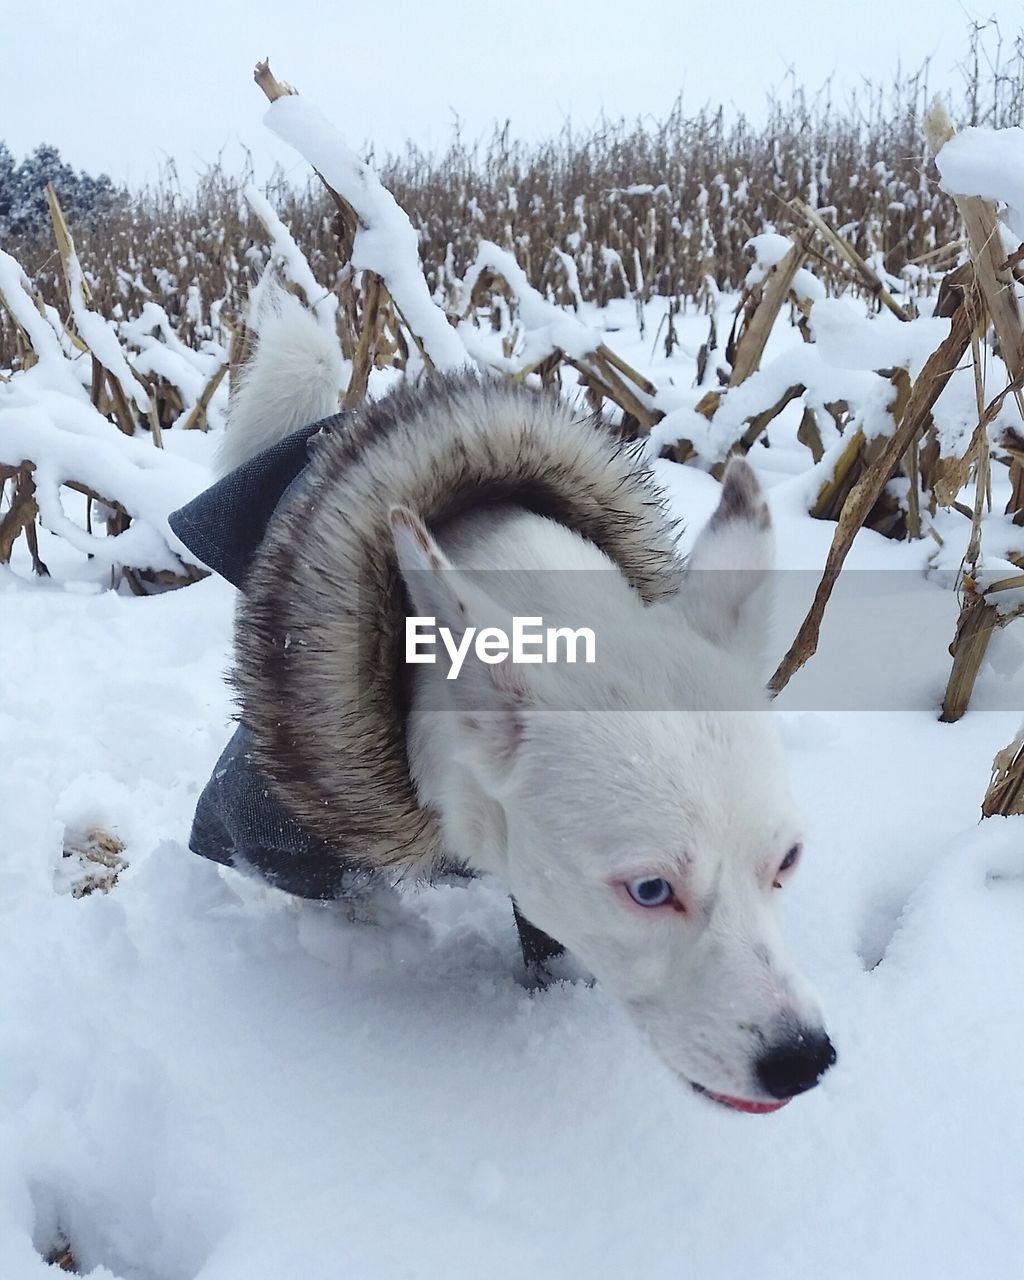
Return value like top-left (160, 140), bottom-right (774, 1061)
top-left (218, 280), bottom-right (343, 477)
top-left (393, 501), bottom-right (828, 1104)
top-left (224, 303), bottom-right (833, 1107)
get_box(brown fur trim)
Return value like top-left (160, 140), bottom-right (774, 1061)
top-left (234, 374), bottom-right (681, 875)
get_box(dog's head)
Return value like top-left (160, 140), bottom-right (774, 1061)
top-left (391, 460), bottom-right (835, 1113)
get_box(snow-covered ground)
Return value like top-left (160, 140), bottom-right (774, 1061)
top-left (3, 296), bottom-right (1024, 1280)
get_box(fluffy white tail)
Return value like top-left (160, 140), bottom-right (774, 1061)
top-left (217, 281), bottom-right (344, 475)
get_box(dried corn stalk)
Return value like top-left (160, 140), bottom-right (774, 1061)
top-left (789, 200), bottom-right (911, 322)
top-left (254, 58), bottom-right (468, 401)
top-left (927, 101), bottom-right (1024, 524)
top-left (983, 727), bottom-right (1024, 817)
top-left (771, 284), bottom-right (978, 695)
top-left (61, 827), bottom-right (127, 898)
top-left (727, 236), bottom-right (811, 386)
top-left (926, 104), bottom-right (1024, 719)
top-left (46, 184), bottom-right (159, 443)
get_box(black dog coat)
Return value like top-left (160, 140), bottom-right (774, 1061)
top-left (169, 416), bottom-right (367, 899)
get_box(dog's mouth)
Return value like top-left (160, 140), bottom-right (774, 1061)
top-left (689, 1082), bottom-right (790, 1115)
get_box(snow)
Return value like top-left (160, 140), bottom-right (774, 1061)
top-left (0, 371), bottom-right (208, 575)
top-left (744, 231), bottom-right (795, 279)
top-left (124, 306), bottom-right (228, 436)
top-left (0, 251), bottom-right (85, 397)
top-left (646, 281), bottom-right (1023, 469)
top-left (936, 125), bottom-right (1024, 241)
top-left (649, 340), bottom-right (897, 463)
top-left (4, 287), bottom-right (1024, 1277)
top-left (263, 96), bottom-right (471, 374)
top-left (63, 251), bottom-right (152, 417)
top-left (811, 297), bottom-right (950, 373)
top-left (0, 253), bottom-right (221, 577)
top-left (457, 240), bottom-right (605, 363)
top-left (5, 120), bottom-right (1024, 1268)
top-left (552, 248), bottom-right (585, 311)
top-left (744, 232), bottom-right (826, 305)
top-left (242, 184), bottom-right (340, 342)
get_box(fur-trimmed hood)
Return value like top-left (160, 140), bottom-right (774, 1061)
top-left (234, 374), bottom-right (681, 874)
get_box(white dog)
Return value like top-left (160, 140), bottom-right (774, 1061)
top-left (216, 299), bottom-right (835, 1114)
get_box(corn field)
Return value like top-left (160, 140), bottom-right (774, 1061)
top-left (5, 26), bottom-right (1024, 372)
top-left (3, 27), bottom-right (1024, 813)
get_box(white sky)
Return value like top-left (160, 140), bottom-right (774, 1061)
top-left (5, 0), bottom-right (1022, 187)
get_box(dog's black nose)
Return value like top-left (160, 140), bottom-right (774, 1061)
top-left (755, 1029), bottom-right (836, 1100)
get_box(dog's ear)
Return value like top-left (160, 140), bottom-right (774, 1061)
top-left (673, 459), bottom-right (774, 663)
top-left (390, 506), bottom-right (529, 773)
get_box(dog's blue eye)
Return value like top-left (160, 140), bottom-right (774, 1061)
top-left (779, 845), bottom-right (800, 873)
top-left (626, 877), bottom-right (673, 907)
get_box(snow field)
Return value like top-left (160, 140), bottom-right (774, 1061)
top-left (2, 423), bottom-right (1022, 1277)
top-left (4, 119), bottom-right (1024, 1276)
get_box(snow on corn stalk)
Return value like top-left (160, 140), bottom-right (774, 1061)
top-left (121, 302), bottom-right (229, 434)
top-left (455, 238), bottom-right (663, 432)
top-left (45, 184), bottom-right (158, 441)
top-left (251, 61), bottom-right (662, 433)
top-left (0, 257), bottom-right (82, 386)
top-left (925, 109), bottom-right (1024, 721)
top-left (243, 183), bottom-right (340, 343)
top-left (0, 396), bottom-right (207, 581)
top-left (639, 201), bottom-right (1022, 702)
top-left (2, 58), bottom-right (1023, 746)
top-left (0, 247), bottom-right (209, 588)
top-left (932, 108), bottom-right (1024, 526)
top-left (254, 60), bottom-right (470, 387)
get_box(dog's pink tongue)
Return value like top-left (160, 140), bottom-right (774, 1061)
top-left (706, 1091), bottom-right (790, 1115)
